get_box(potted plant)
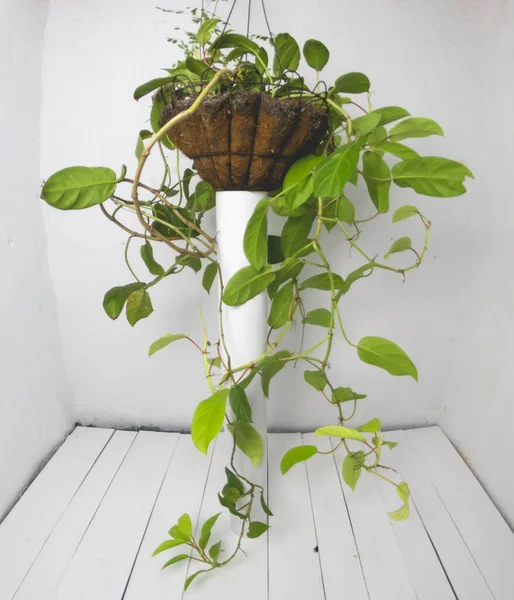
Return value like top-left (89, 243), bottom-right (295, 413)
top-left (40, 5), bottom-right (473, 590)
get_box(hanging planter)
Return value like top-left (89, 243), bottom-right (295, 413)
top-left (162, 90), bottom-right (327, 190)
top-left (39, 1), bottom-right (474, 592)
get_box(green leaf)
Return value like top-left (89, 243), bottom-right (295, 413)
top-left (300, 272), bottom-right (345, 291)
top-left (148, 333), bottom-right (187, 357)
top-left (357, 336), bottom-right (418, 381)
top-left (268, 281), bottom-right (294, 329)
top-left (229, 422), bottom-right (263, 468)
top-left (280, 445), bottom-right (318, 474)
top-left (362, 151), bottom-right (391, 213)
top-left (280, 214), bottom-right (315, 258)
top-left (372, 106), bottom-right (410, 126)
top-left (202, 262), bottom-right (218, 293)
top-left (388, 502), bottom-right (410, 521)
top-left (192, 180), bottom-right (215, 212)
top-left (244, 198), bottom-right (268, 270)
top-left (273, 32), bottom-right (300, 76)
top-left (392, 157), bottom-right (474, 197)
top-left (152, 539), bottom-right (186, 556)
top-left (315, 425), bottom-right (366, 441)
top-left (397, 481), bottom-right (410, 503)
top-left (133, 76), bottom-right (173, 100)
top-left (359, 418), bottom-right (381, 433)
top-left (268, 259), bottom-right (304, 298)
top-left (103, 282), bottom-right (145, 320)
top-left (41, 166), bottom-right (117, 210)
top-left (169, 525), bottom-right (189, 542)
top-left (191, 389), bottom-right (229, 454)
top-left (342, 451), bottom-right (364, 490)
top-left (229, 386), bottom-right (252, 423)
top-left (184, 570), bottom-right (204, 591)
top-left (223, 266), bottom-right (275, 306)
top-left (221, 484), bottom-right (241, 504)
top-left (389, 117), bottom-right (444, 141)
top-left (385, 236), bottom-right (412, 258)
top-left (303, 308), bottom-right (331, 327)
top-left (304, 369), bottom-right (327, 391)
top-left (332, 387), bottom-right (367, 403)
top-left (383, 440), bottom-right (398, 450)
top-left (370, 142), bottom-right (420, 161)
top-left (150, 91), bottom-right (174, 150)
top-left (352, 112), bottom-right (382, 136)
top-left (212, 33), bottom-right (267, 68)
top-left (140, 240), bottom-right (164, 276)
top-left (209, 540), bottom-right (222, 562)
top-left (313, 153), bottom-right (352, 197)
top-left (185, 56), bottom-right (214, 77)
top-left (303, 39), bottom-right (329, 71)
top-left (199, 512), bottom-right (221, 551)
top-left (272, 194), bottom-right (310, 217)
top-left (208, 357), bottom-right (221, 369)
top-left (283, 155), bottom-right (323, 209)
top-left (225, 467), bottom-right (245, 494)
top-left (339, 263), bottom-right (373, 295)
top-left (197, 17), bottom-right (220, 45)
top-left (334, 72), bottom-right (370, 93)
top-left (247, 521), bottom-right (269, 539)
top-left (177, 513), bottom-right (192, 538)
top-left (126, 288), bottom-right (153, 326)
top-left (135, 134), bottom-right (144, 160)
top-left (261, 350), bottom-right (291, 398)
top-left (337, 195), bottom-right (355, 223)
top-left (260, 494), bottom-right (273, 517)
top-left (176, 254), bottom-right (202, 273)
top-left (152, 204), bottom-right (199, 239)
top-left (392, 205), bottom-right (419, 223)
top-left (161, 554), bottom-right (190, 569)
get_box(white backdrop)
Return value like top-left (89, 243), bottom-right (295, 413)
top-left (39, 0), bottom-right (513, 523)
top-left (0, 0), bottom-right (73, 520)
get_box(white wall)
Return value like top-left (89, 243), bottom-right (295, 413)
top-left (0, 0), bottom-right (74, 520)
top-left (440, 0), bottom-right (514, 528)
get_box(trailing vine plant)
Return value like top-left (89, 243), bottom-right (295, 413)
top-left (40, 4), bottom-right (473, 590)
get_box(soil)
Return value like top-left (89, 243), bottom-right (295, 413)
top-left (161, 90), bottom-right (327, 191)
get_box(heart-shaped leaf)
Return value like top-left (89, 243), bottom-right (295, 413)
top-left (303, 39), bottom-right (329, 71)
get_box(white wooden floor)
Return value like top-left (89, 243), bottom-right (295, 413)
top-left (1, 427), bottom-right (513, 600)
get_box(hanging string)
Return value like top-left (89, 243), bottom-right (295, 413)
top-left (208, 0), bottom-right (238, 67)
top-left (246, 0), bottom-right (252, 37)
top-left (260, 0), bottom-right (275, 47)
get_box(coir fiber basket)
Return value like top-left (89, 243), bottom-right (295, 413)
top-left (161, 90), bottom-right (328, 191)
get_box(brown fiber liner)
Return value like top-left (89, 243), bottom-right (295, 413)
top-left (161, 91), bottom-right (327, 191)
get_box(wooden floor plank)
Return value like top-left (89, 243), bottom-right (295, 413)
top-left (14, 431), bottom-right (136, 600)
top-left (268, 433), bottom-right (325, 600)
top-left (372, 440), bottom-right (456, 600)
top-left (388, 430), bottom-right (494, 600)
top-left (4, 427), bottom-right (514, 600)
top-left (55, 431), bottom-right (178, 600)
top-left (407, 426), bottom-right (514, 600)
top-left (332, 440), bottom-right (417, 600)
top-left (182, 432), bottom-right (268, 600)
top-left (123, 434), bottom-right (215, 600)
top-left (0, 427), bottom-right (114, 600)
top-left (302, 434), bottom-right (369, 600)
